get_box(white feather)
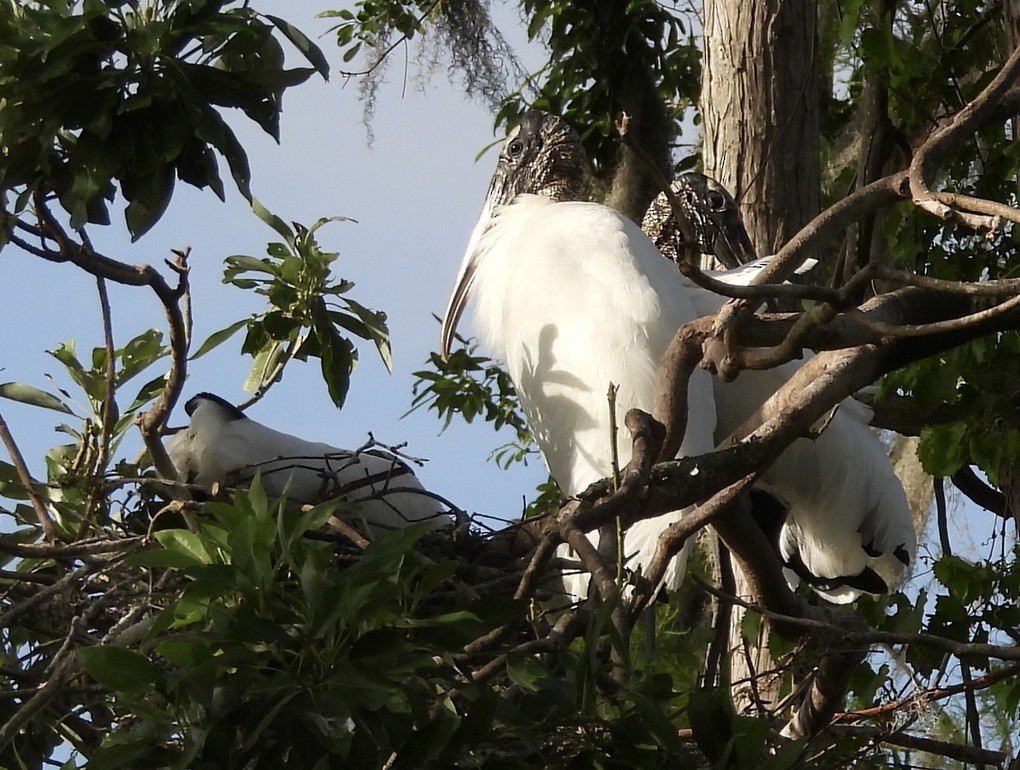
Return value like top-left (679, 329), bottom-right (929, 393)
top-left (467, 194), bottom-right (717, 601)
top-left (689, 259), bottom-right (916, 602)
top-left (706, 257), bottom-right (817, 287)
top-left (167, 395), bottom-right (449, 534)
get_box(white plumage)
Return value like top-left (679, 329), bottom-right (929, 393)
top-left (167, 393), bottom-right (449, 533)
top-left (440, 112), bottom-right (717, 602)
top-left (645, 183), bottom-right (916, 602)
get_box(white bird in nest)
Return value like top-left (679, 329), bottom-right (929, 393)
top-left (440, 111), bottom-right (720, 603)
top-left (642, 176), bottom-right (917, 603)
top-left (166, 392), bottom-right (450, 534)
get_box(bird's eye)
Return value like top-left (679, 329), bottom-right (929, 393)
top-left (706, 190), bottom-right (727, 211)
top-left (507, 139), bottom-right (524, 156)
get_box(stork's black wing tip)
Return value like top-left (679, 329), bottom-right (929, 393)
top-left (784, 552), bottom-right (891, 596)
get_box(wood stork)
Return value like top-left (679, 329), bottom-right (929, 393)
top-left (166, 393), bottom-right (449, 533)
top-left (440, 111), bottom-right (718, 602)
top-left (642, 179), bottom-right (916, 603)
top-left (639, 171), bottom-right (758, 271)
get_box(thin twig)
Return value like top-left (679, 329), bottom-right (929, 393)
top-left (0, 410), bottom-right (59, 542)
top-left (696, 579), bottom-right (1020, 662)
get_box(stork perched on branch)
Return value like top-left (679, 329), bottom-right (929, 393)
top-left (167, 393), bottom-right (450, 534)
top-left (642, 177), bottom-right (917, 603)
top-left (440, 111), bottom-right (719, 602)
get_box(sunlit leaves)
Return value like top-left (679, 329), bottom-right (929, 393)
top-left (510, 0), bottom-right (700, 176)
top-left (411, 342), bottom-right (530, 444)
top-left (82, 486), bottom-right (503, 768)
top-left (0, 1), bottom-right (328, 238)
top-left (211, 202), bottom-right (390, 408)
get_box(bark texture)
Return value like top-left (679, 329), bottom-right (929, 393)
top-left (700, 0), bottom-right (820, 715)
top-left (702, 0), bottom-right (820, 257)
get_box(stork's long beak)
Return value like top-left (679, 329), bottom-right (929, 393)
top-left (440, 198), bottom-right (494, 361)
top-left (712, 213), bottom-right (758, 269)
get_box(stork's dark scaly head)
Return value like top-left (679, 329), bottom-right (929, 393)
top-left (641, 172), bottom-right (757, 270)
top-left (440, 111), bottom-right (586, 360)
top-left (484, 111), bottom-right (586, 207)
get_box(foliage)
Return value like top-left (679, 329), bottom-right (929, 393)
top-left (322, 0), bottom-right (522, 136)
top-left (204, 202), bottom-right (392, 409)
top-left (509, 0), bottom-right (700, 178)
top-left (0, 328), bottom-right (169, 536)
top-left (411, 341), bottom-right (533, 459)
top-left (0, 0), bottom-right (328, 239)
top-left (324, 0), bottom-right (700, 175)
top-left (840, 0), bottom-right (1020, 483)
top-left (78, 486), bottom-right (515, 769)
top-left (0, 0), bottom-right (1018, 768)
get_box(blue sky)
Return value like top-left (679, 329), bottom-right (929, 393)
top-left (0, 2), bottom-right (546, 525)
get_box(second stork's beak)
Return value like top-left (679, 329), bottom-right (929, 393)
top-left (712, 208), bottom-right (758, 269)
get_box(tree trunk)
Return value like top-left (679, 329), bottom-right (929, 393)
top-left (701, 0), bottom-right (820, 258)
top-left (700, 0), bottom-right (820, 715)
top-left (604, 38), bottom-right (677, 222)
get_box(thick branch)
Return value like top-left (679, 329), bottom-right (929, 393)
top-left (951, 465), bottom-right (1007, 517)
top-left (829, 725), bottom-right (1008, 767)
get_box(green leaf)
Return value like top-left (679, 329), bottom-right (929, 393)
top-left (224, 255), bottom-right (282, 281)
top-left (123, 547), bottom-right (207, 569)
top-left (252, 198), bottom-right (294, 242)
top-left (191, 318), bottom-right (250, 360)
top-left (918, 421), bottom-right (968, 476)
top-left (244, 338), bottom-right (290, 393)
top-left (0, 382), bottom-right (74, 414)
top-left (339, 299), bottom-right (391, 372)
top-left (77, 646), bottom-right (162, 693)
top-left (316, 326), bottom-right (353, 408)
top-left (265, 14), bottom-right (330, 80)
top-left (154, 529), bottom-right (215, 567)
top-left (687, 687), bottom-right (734, 764)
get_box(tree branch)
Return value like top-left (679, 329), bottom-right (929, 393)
top-left (829, 724), bottom-right (1008, 767)
top-left (0, 409), bottom-right (59, 542)
top-left (909, 46), bottom-right (1020, 232)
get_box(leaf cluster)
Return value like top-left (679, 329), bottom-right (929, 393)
top-left (35, 483), bottom-right (712, 770)
top-left (506, 0), bottom-right (700, 177)
top-left (0, 327), bottom-right (171, 533)
top-left (205, 202), bottom-right (392, 408)
top-left (411, 342), bottom-right (533, 459)
top-left (0, 0), bottom-right (328, 239)
top-left (815, 0), bottom-right (1020, 486)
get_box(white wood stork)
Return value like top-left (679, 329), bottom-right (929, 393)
top-left (642, 179), bottom-right (917, 603)
top-left (440, 111), bottom-right (718, 602)
top-left (167, 393), bottom-right (449, 533)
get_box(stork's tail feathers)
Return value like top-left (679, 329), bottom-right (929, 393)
top-left (775, 500), bottom-right (916, 604)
